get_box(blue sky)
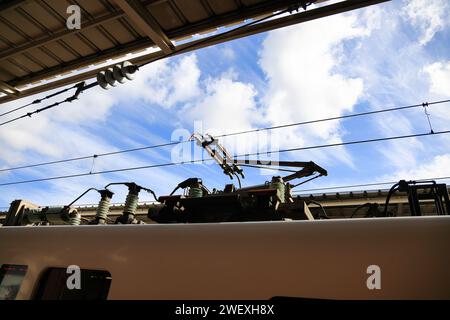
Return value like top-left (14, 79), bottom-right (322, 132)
top-left (0, 0), bottom-right (450, 209)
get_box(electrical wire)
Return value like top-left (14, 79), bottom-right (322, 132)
top-left (0, 81), bottom-right (97, 127)
top-left (307, 200), bottom-right (329, 219)
top-left (0, 160), bottom-right (185, 186)
top-left (0, 141), bottom-right (180, 173)
top-left (0, 83), bottom-right (80, 118)
top-left (291, 174), bottom-right (323, 188)
top-left (383, 182), bottom-right (400, 217)
top-left (216, 99), bottom-right (450, 138)
top-left (234, 130), bottom-right (450, 158)
top-left (1, 130), bottom-right (450, 187)
top-left (350, 203), bottom-right (372, 218)
top-left (1, 99), bottom-right (449, 174)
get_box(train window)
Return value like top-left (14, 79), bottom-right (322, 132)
top-left (0, 264), bottom-right (28, 300)
top-left (34, 267), bottom-right (112, 300)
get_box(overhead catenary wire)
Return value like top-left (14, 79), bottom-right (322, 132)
top-left (1, 98), bottom-right (449, 174)
top-left (216, 99), bottom-right (450, 138)
top-left (0, 141), bottom-right (180, 173)
top-left (0, 82), bottom-right (81, 118)
top-left (0, 81), bottom-right (97, 127)
top-left (1, 129), bottom-right (450, 187)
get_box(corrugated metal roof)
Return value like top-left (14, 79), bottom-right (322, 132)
top-left (0, 0), bottom-right (388, 103)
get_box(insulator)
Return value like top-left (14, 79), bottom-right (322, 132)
top-left (104, 68), bottom-right (117, 87)
top-left (121, 61), bottom-right (137, 80)
top-left (96, 61), bottom-right (137, 90)
top-left (69, 211), bottom-right (81, 226)
top-left (270, 177), bottom-right (286, 203)
top-left (188, 187), bottom-right (203, 198)
top-left (96, 71), bottom-right (110, 90)
top-left (123, 193), bottom-right (139, 216)
top-left (95, 198), bottom-right (110, 223)
top-left (113, 64), bottom-right (126, 83)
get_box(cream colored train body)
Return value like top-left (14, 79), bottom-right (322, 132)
top-left (1, 216), bottom-right (449, 299)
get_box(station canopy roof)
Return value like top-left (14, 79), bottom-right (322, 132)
top-left (0, 0), bottom-right (388, 104)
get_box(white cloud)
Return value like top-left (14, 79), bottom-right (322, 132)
top-left (182, 72), bottom-right (259, 133)
top-left (423, 61), bottom-right (450, 97)
top-left (402, 0), bottom-right (449, 45)
top-left (338, 3), bottom-right (450, 175)
top-left (258, 12), bottom-right (368, 166)
top-left (109, 54), bottom-right (201, 109)
top-left (221, 46), bottom-right (235, 60)
top-left (381, 153), bottom-right (450, 182)
top-left (179, 71), bottom-right (269, 157)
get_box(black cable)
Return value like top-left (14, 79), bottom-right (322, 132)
top-left (0, 83), bottom-right (80, 118)
top-left (383, 182), bottom-right (400, 217)
top-left (350, 202), bottom-right (371, 218)
top-left (233, 172), bottom-right (242, 189)
top-left (0, 141), bottom-right (181, 173)
top-left (0, 81), bottom-right (97, 127)
top-left (2, 131), bottom-right (450, 187)
top-left (66, 187), bottom-right (100, 208)
top-left (307, 200), bottom-right (329, 219)
top-left (0, 160), bottom-right (204, 186)
top-left (235, 130), bottom-right (450, 158)
top-left (169, 185), bottom-right (180, 196)
top-left (215, 99), bottom-right (450, 138)
top-left (1, 99), bottom-right (449, 174)
top-left (291, 174), bottom-right (322, 188)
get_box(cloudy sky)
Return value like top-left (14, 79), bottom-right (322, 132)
top-left (0, 0), bottom-right (449, 209)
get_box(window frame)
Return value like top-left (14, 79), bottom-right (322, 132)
top-left (0, 264), bottom-right (28, 300)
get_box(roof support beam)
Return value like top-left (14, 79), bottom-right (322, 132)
top-left (0, 0), bottom-right (163, 63)
top-left (0, 80), bottom-right (19, 96)
top-left (0, 0), bottom-right (28, 12)
top-left (0, 11), bottom-right (125, 63)
top-left (114, 0), bottom-right (174, 54)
